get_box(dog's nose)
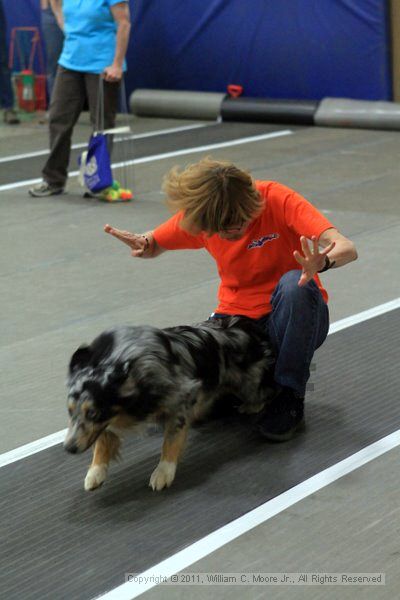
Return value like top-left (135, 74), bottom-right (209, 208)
top-left (64, 440), bottom-right (79, 454)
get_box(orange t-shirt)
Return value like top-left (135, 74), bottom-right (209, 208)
top-left (153, 181), bottom-right (334, 318)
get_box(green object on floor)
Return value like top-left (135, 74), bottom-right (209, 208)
top-left (96, 180), bottom-right (133, 202)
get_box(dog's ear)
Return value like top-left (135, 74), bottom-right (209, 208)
top-left (69, 345), bottom-right (92, 373)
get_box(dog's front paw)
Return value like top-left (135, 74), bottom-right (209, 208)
top-left (84, 465), bottom-right (108, 491)
top-left (149, 461), bottom-right (176, 491)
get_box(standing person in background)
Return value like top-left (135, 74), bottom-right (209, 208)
top-left (29, 0), bottom-right (131, 197)
top-left (41, 0), bottom-right (63, 102)
top-left (0, 0), bottom-right (20, 124)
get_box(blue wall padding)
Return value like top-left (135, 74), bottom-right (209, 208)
top-left (127, 0), bottom-right (392, 101)
top-left (3, 0), bottom-right (43, 72)
top-left (3, 0), bottom-right (38, 38)
top-left (4, 0), bottom-right (392, 101)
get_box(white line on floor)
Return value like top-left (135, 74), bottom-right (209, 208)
top-left (0, 429), bottom-right (67, 469)
top-left (0, 130), bottom-right (293, 192)
top-left (0, 123), bottom-right (211, 164)
top-left (96, 430), bottom-right (400, 600)
top-left (328, 297), bottom-right (400, 333)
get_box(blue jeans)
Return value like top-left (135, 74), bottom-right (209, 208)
top-left (211, 270), bottom-right (329, 398)
top-left (0, 0), bottom-right (14, 109)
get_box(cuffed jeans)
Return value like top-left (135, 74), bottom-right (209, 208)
top-left (42, 66), bottom-right (120, 187)
top-left (211, 270), bottom-right (330, 398)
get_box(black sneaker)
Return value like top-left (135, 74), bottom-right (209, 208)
top-left (257, 387), bottom-right (305, 442)
top-left (29, 181), bottom-right (65, 197)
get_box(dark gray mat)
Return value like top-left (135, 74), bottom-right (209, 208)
top-left (1, 310), bottom-right (399, 600)
top-left (221, 97), bottom-right (318, 125)
top-left (0, 122), bottom-right (295, 187)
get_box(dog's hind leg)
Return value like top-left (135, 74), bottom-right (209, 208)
top-left (149, 418), bottom-right (188, 491)
top-left (84, 430), bottom-right (121, 491)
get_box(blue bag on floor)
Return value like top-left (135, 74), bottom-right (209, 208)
top-left (79, 133), bottom-right (113, 193)
top-left (78, 77), bottom-right (114, 194)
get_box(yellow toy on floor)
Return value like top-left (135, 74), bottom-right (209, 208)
top-left (97, 180), bottom-right (133, 202)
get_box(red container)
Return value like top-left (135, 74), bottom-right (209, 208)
top-left (14, 71), bottom-right (47, 112)
top-left (34, 75), bottom-right (47, 111)
top-left (15, 70), bottom-right (35, 112)
top-left (9, 28), bottom-right (48, 111)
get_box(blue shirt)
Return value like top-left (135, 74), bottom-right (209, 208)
top-left (59, 0), bottom-right (127, 74)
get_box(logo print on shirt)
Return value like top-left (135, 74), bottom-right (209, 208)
top-left (247, 233), bottom-right (280, 250)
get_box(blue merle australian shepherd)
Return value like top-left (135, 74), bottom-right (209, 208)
top-left (64, 317), bottom-right (275, 492)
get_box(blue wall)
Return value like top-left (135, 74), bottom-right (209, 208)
top-left (4, 0), bottom-right (38, 35)
top-left (4, 0), bottom-right (392, 101)
top-left (4, 0), bottom-right (43, 72)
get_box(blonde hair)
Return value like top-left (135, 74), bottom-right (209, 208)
top-left (162, 157), bottom-right (262, 234)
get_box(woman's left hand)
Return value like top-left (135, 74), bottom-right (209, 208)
top-left (103, 64), bottom-right (123, 82)
top-left (293, 235), bottom-right (335, 287)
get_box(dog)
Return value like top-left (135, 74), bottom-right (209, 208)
top-left (64, 316), bottom-right (275, 492)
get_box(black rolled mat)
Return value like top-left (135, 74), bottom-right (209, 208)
top-left (221, 96), bottom-right (319, 125)
top-left (0, 310), bottom-right (399, 600)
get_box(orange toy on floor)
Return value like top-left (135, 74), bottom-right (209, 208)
top-left (97, 180), bottom-right (133, 202)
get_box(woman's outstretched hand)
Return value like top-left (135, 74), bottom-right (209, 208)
top-left (104, 224), bottom-right (149, 257)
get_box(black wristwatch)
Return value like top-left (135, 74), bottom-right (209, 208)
top-left (318, 255), bottom-right (336, 273)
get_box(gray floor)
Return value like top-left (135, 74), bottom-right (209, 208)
top-left (1, 112), bottom-right (399, 599)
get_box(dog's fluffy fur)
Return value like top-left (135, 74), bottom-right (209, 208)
top-left (64, 317), bottom-right (275, 491)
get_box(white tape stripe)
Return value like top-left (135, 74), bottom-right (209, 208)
top-left (0, 429), bottom-right (67, 468)
top-left (96, 430), bottom-right (400, 600)
top-left (0, 123), bottom-right (210, 164)
top-left (0, 297), bottom-right (398, 470)
top-left (0, 176), bottom-right (43, 191)
top-left (0, 130), bottom-right (293, 192)
top-left (329, 297), bottom-right (400, 333)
